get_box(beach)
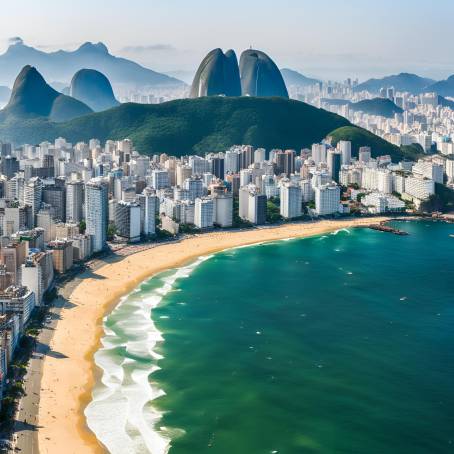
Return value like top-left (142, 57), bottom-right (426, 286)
top-left (37, 217), bottom-right (390, 454)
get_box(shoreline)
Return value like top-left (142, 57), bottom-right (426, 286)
top-left (37, 217), bottom-right (391, 454)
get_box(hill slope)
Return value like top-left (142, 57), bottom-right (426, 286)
top-left (0, 39), bottom-right (185, 89)
top-left (281, 68), bottom-right (320, 88)
top-left (1, 65), bottom-right (92, 122)
top-left (354, 73), bottom-right (434, 94)
top-left (351, 98), bottom-right (403, 117)
top-left (328, 126), bottom-right (411, 161)
top-left (426, 75), bottom-right (454, 97)
top-left (321, 98), bottom-right (403, 118)
top-left (0, 96), bottom-right (350, 155)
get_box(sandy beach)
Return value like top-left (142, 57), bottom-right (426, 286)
top-left (37, 217), bottom-right (390, 454)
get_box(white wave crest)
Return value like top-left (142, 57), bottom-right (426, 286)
top-left (85, 255), bottom-right (211, 453)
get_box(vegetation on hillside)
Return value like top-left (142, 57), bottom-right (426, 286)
top-left (0, 96), bottom-right (349, 155)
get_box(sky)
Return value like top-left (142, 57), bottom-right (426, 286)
top-left (1, 0), bottom-right (454, 82)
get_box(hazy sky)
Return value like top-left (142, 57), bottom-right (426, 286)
top-left (2, 0), bottom-right (454, 81)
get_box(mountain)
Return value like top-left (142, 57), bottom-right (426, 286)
top-left (239, 50), bottom-right (289, 98)
top-left (190, 49), bottom-right (241, 98)
top-left (0, 39), bottom-right (185, 89)
top-left (425, 75), bottom-right (454, 97)
top-left (0, 96), bottom-right (350, 155)
top-left (354, 73), bottom-right (435, 94)
top-left (0, 66), bottom-right (92, 123)
top-left (438, 95), bottom-right (454, 109)
top-left (280, 69), bottom-right (320, 88)
top-left (0, 86), bottom-right (11, 103)
top-left (321, 97), bottom-right (403, 118)
top-left (70, 69), bottom-right (119, 112)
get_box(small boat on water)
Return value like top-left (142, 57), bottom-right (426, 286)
top-left (450, 234), bottom-right (454, 238)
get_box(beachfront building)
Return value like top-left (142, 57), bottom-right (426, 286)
top-left (280, 182), bottom-right (302, 219)
top-left (314, 183), bottom-right (341, 216)
top-left (21, 251), bottom-right (54, 306)
top-left (194, 197), bottom-right (214, 229)
top-left (0, 286), bottom-right (35, 328)
top-left (239, 184), bottom-right (267, 225)
top-left (115, 201), bottom-right (141, 242)
top-left (362, 192), bottom-right (406, 214)
top-left (404, 176), bottom-right (435, 200)
top-left (85, 179), bottom-right (108, 253)
top-left (138, 188), bottom-right (158, 236)
top-left (48, 239), bottom-right (74, 274)
top-left (213, 193), bottom-right (233, 227)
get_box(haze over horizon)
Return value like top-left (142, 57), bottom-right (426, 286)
top-left (2, 0), bottom-right (454, 82)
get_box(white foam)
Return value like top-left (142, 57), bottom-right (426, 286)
top-left (85, 255), bottom-right (212, 454)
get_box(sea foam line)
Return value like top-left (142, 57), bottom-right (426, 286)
top-left (85, 255), bottom-right (212, 454)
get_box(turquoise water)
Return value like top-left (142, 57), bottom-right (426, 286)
top-left (87, 221), bottom-right (454, 454)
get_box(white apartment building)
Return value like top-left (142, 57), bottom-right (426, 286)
top-left (213, 194), bottom-right (233, 227)
top-left (85, 179), bottom-right (108, 252)
top-left (405, 176), bottom-right (435, 200)
top-left (280, 183), bottom-right (302, 219)
top-left (194, 198), bottom-right (214, 229)
top-left (412, 160), bottom-right (444, 184)
top-left (315, 183), bottom-right (341, 216)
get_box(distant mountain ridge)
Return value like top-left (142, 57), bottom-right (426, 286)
top-left (280, 68), bottom-right (320, 88)
top-left (0, 39), bottom-right (185, 89)
top-left (425, 75), bottom-right (454, 98)
top-left (354, 73), bottom-right (435, 94)
top-left (1, 65), bottom-right (92, 122)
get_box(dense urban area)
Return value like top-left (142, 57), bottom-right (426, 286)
top-left (0, 123), bottom-right (452, 425)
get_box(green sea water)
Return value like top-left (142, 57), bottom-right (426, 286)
top-left (87, 221), bottom-right (454, 454)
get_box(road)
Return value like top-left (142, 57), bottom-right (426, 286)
top-left (12, 302), bottom-right (61, 454)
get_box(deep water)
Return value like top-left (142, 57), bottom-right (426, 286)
top-left (88, 221), bottom-right (454, 454)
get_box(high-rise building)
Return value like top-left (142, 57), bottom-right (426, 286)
top-left (338, 141), bottom-right (352, 166)
top-left (240, 146), bottom-right (254, 170)
top-left (213, 193), bottom-right (233, 227)
top-left (239, 185), bottom-right (267, 224)
top-left (358, 147), bottom-right (371, 163)
top-left (21, 251), bottom-right (54, 306)
top-left (194, 198), bottom-right (214, 229)
top-left (184, 177), bottom-right (204, 201)
top-left (1, 156), bottom-right (19, 179)
top-left (24, 177), bottom-right (43, 219)
top-left (115, 201), bottom-right (141, 242)
top-left (280, 182), bottom-right (302, 219)
top-left (224, 150), bottom-right (240, 173)
top-left (176, 164), bottom-right (193, 187)
top-left (138, 188), bottom-right (158, 236)
top-left (48, 239), bottom-right (74, 273)
top-left (42, 184), bottom-right (66, 222)
top-left (315, 183), bottom-right (341, 215)
top-left (151, 169), bottom-right (170, 190)
top-left (327, 150), bottom-right (342, 183)
top-left (210, 157), bottom-right (225, 180)
top-left (66, 181), bottom-right (84, 223)
top-left (85, 179), bottom-right (108, 253)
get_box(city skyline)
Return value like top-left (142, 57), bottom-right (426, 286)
top-left (2, 0), bottom-right (454, 81)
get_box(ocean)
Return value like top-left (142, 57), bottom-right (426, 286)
top-left (85, 220), bottom-right (454, 453)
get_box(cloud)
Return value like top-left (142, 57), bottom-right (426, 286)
top-left (8, 36), bottom-right (23, 46)
top-left (121, 44), bottom-right (176, 53)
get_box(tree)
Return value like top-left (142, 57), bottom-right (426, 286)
top-left (79, 219), bottom-right (86, 234)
